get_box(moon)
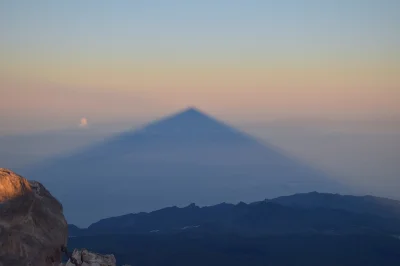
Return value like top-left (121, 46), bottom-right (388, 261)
top-left (79, 117), bottom-right (88, 128)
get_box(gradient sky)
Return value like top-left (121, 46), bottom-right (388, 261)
top-left (1, 0), bottom-right (399, 133)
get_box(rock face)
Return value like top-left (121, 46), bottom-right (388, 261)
top-left (0, 168), bottom-right (68, 266)
top-left (65, 249), bottom-right (116, 266)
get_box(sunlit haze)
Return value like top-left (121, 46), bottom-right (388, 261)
top-left (1, 1), bottom-right (399, 133)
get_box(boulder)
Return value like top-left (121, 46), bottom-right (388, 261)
top-left (0, 168), bottom-right (68, 266)
top-left (65, 249), bottom-right (117, 266)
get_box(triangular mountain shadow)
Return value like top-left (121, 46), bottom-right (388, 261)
top-left (23, 107), bottom-right (345, 226)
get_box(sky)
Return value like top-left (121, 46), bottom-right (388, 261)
top-left (1, 0), bottom-right (400, 133)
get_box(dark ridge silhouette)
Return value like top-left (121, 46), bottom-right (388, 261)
top-left (67, 191), bottom-right (400, 266)
top-left (68, 192), bottom-right (400, 237)
top-left (24, 107), bottom-right (344, 226)
top-left (268, 191), bottom-right (400, 219)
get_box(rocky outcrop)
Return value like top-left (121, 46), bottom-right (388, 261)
top-left (0, 168), bottom-right (127, 266)
top-left (65, 249), bottom-right (116, 266)
top-left (0, 168), bottom-right (68, 266)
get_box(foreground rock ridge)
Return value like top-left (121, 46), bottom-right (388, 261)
top-left (0, 168), bottom-right (122, 266)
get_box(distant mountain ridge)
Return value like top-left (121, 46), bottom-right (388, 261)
top-left (269, 192), bottom-right (400, 218)
top-left (69, 192), bottom-right (400, 237)
top-left (25, 107), bottom-right (344, 226)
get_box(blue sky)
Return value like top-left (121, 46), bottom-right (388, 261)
top-left (2, 0), bottom-right (399, 59)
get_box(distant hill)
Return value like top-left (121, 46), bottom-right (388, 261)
top-left (68, 224), bottom-right (83, 236)
top-left (24, 107), bottom-right (342, 226)
top-left (69, 192), bottom-right (400, 237)
top-left (269, 191), bottom-right (400, 219)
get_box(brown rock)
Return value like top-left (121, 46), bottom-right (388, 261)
top-left (0, 168), bottom-right (68, 266)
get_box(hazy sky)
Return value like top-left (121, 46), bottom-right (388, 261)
top-left (1, 0), bottom-right (399, 133)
